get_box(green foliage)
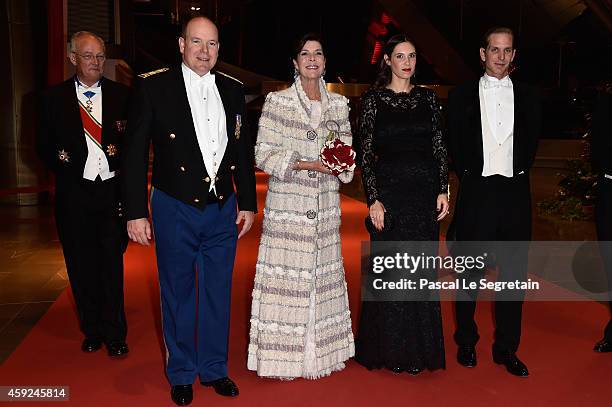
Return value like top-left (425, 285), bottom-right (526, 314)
top-left (537, 136), bottom-right (597, 221)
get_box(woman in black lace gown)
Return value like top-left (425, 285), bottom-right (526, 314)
top-left (355, 34), bottom-right (449, 374)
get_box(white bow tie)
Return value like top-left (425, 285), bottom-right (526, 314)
top-left (195, 73), bottom-right (215, 87)
top-left (483, 77), bottom-right (512, 89)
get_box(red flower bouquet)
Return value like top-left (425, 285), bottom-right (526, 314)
top-left (320, 136), bottom-right (356, 176)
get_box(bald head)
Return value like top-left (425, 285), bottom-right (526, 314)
top-left (70, 31), bottom-right (105, 54)
top-left (178, 17), bottom-right (219, 76)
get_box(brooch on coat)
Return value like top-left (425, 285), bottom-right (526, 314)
top-left (58, 149), bottom-right (70, 163)
top-left (106, 144), bottom-right (118, 157)
top-left (235, 114), bottom-right (242, 139)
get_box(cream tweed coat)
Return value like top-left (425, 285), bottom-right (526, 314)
top-left (247, 78), bottom-right (355, 378)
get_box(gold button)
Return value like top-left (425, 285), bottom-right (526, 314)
top-left (230, 165), bottom-right (236, 170)
top-left (180, 166), bottom-right (185, 172)
top-left (204, 177), bottom-right (210, 182)
top-left (219, 195), bottom-right (224, 200)
top-left (194, 198), bottom-right (200, 203)
top-left (169, 133), bottom-right (176, 139)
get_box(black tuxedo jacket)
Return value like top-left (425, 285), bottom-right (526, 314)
top-left (446, 79), bottom-right (541, 178)
top-left (121, 66), bottom-right (257, 220)
top-left (37, 77), bottom-right (131, 181)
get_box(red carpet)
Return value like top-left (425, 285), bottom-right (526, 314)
top-left (1, 173), bottom-right (611, 406)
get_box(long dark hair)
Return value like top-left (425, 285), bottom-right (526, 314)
top-left (373, 34), bottom-right (416, 88)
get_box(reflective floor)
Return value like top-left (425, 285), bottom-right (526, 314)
top-left (0, 203), bottom-right (68, 363)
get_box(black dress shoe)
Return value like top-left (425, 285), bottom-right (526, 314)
top-left (594, 339), bottom-right (612, 353)
top-left (390, 366), bottom-right (403, 374)
top-left (457, 346), bottom-right (477, 367)
top-left (201, 377), bottom-right (239, 397)
top-left (493, 351), bottom-right (529, 377)
top-left (171, 385), bottom-right (193, 406)
top-left (106, 341), bottom-right (129, 358)
top-left (81, 338), bottom-right (102, 353)
top-left (406, 366), bottom-right (424, 376)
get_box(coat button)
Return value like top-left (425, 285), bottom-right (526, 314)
top-left (180, 166), bottom-right (185, 172)
top-left (306, 210), bottom-right (316, 219)
top-left (219, 195), bottom-right (224, 200)
top-left (307, 130), bottom-right (317, 140)
top-left (169, 133), bottom-right (176, 139)
top-left (230, 165), bottom-right (236, 170)
top-left (194, 198), bottom-right (200, 203)
top-left (204, 177), bottom-right (210, 182)
top-left (308, 170), bottom-right (316, 178)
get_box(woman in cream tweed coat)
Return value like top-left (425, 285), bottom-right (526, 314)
top-left (247, 33), bottom-right (355, 379)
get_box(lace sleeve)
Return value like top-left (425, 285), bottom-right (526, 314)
top-left (336, 99), bottom-right (354, 184)
top-left (427, 90), bottom-right (449, 194)
top-left (358, 90), bottom-right (379, 206)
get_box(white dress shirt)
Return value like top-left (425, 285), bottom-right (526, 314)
top-left (181, 63), bottom-right (227, 193)
top-left (75, 79), bottom-right (114, 181)
top-left (479, 74), bottom-right (514, 177)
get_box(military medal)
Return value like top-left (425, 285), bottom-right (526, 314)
top-left (114, 120), bottom-right (126, 133)
top-left (83, 90), bottom-right (95, 113)
top-left (58, 149), bottom-right (70, 163)
top-left (106, 144), bottom-right (117, 157)
top-left (235, 114), bottom-right (242, 139)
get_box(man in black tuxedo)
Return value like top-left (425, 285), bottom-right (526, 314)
top-left (447, 27), bottom-right (541, 377)
top-left (591, 88), bottom-right (612, 353)
top-left (37, 31), bottom-right (130, 357)
top-left (122, 16), bottom-right (256, 406)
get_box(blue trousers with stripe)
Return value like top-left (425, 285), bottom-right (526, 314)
top-left (151, 188), bottom-right (237, 385)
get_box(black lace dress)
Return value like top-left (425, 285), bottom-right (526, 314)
top-left (355, 86), bottom-right (447, 372)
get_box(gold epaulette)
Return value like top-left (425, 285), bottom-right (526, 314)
top-left (215, 71), bottom-right (243, 85)
top-left (138, 67), bottom-right (170, 79)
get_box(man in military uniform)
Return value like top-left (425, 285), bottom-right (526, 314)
top-left (37, 31), bottom-right (130, 357)
top-left (122, 16), bottom-right (256, 406)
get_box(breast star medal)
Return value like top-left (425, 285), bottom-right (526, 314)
top-left (106, 144), bottom-right (118, 157)
top-left (58, 149), bottom-right (70, 163)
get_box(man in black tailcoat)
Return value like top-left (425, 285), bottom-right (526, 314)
top-left (37, 31), bottom-right (130, 357)
top-left (447, 27), bottom-right (541, 377)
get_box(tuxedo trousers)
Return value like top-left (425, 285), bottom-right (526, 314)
top-left (55, 176), bottom-right (127, 342)
top-left (452, 173), bottom-right (531, 353)
top-left (596, 173), bottom-right (612, 340)
top-left (151, 188), bottom-right (237, 386)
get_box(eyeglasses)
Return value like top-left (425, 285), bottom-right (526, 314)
top-left (73, 52), bottom-right (106, 62)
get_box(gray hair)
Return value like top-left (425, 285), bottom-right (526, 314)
top-left (70, 31), bottom-right (105, 53)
